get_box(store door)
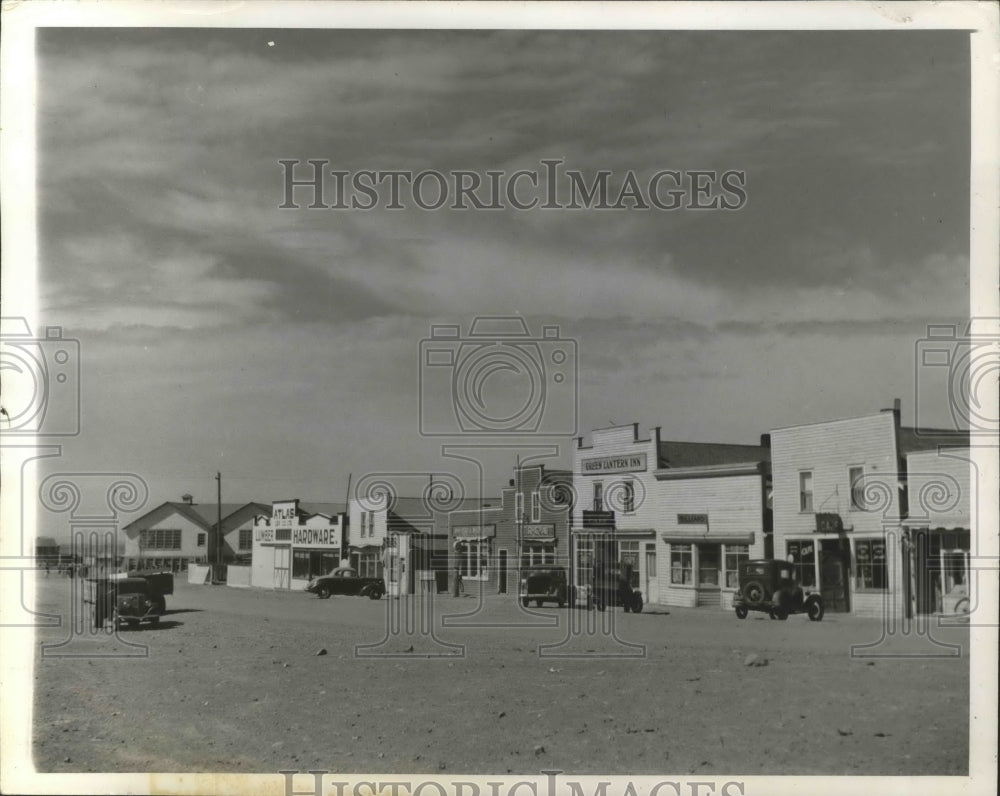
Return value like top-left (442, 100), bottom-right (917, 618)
top-left (697, 544), bottom-right (722, 607)
top-left (498, 550), bottom-right (508, 593)
top-left (819, 538), bottom-right (850, 612)
top-left (644, 544), bottom-right (658, 604)
top-left (273, 546), bottom-right (290, 590)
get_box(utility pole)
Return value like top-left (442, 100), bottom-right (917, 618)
top-left (215, 472), bottom-right (222, 580)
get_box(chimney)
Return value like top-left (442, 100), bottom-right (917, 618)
top-left (509, 479), bottom-right (515, 487)
top-left (880, 398), bottom-right (902, 425)
top-left (181, 493), bottom-right (194, 505)
top-left (759, 433), bottom-right (771, 448)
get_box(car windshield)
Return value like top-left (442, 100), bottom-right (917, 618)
top-left (332, 569), bottom-right (357, 577)
top-left (116, 581), bottom-right (148, 595)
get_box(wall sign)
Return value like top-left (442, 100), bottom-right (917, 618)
top-left (582, 453), bottom-right (647, 475)
top-left (292, 527), bottom-right (340, 547)
top-left (677, 513), bottom-right (709, 525)
top-left (522, 524), bottom-right (556, 541)
top-left (815, 513), bottom-right (844, 533)
top-left (453, 524), bottom-right (496, 540)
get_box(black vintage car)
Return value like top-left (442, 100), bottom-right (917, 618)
top-left (307, 566), bottom-right (385, 599)
top-left (519, 566), bottom-right (568, 608)
top-left (732, 559), bottom-right (824, 621)
top-left (90, 573), bottom-right (171, 629)
top-left (589, 562), bottom-right (643, 613)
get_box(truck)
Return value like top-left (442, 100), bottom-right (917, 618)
top-left (87, 571), bottom-right (174, 629)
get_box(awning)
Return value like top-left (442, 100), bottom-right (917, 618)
top-left (571, 528), bottom-right (656, 538)
top-left (661, 532), bottom-right (756, 545)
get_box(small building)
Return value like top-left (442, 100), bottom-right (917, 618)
top-left (121, 495), bottom-right (269, 573)
top-left (572, 423), bottom-right (771, 608)
top-left (251, 499), bottom-right (348, 590)
top-left (35, 536), bottom-right (60, 569)
top-left (770, 399), bottom-right (966, 618)
top-left (902, 446), bottom-right (973, 616)
top-left (348, 494), bottom-right (453, 596)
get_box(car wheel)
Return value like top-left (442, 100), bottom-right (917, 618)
top-left (806, 597), bottom-right (825, 621)
top-left (735, 605), bottom-right (748, 619)
top-left (558, 600), bottom-right (565, 608)
top-left (536, 599), bottom-right (544, 608)
top-left (743, 581), bottom-right (766, 606)
top-left (368, 588), bottom-right (383, 600)
top-left (623, 603), bottom-right (631, 613)
top-left (521, 597), bottom-right (530, 607)
top-left (317, 585), bottom-right (331, 599)
top-left (595, 597), bottom-right (606, 612)
top-left (632, 595), bottom-right (643, 614)
top-left (772, 605), bottom-right (789, 620)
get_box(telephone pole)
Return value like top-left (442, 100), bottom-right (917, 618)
top-left (215, 471), bottom-right (222, 580)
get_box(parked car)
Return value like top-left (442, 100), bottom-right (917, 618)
top-left (519, 566), bottom-right (568, 607)
top-left (589, 562), bottom-right (643, 613)
top-left (732, 559), bottom-right (824, 621)
top-left (307, 566), bottom-right (385, 599)
top-left (90, 574), bottom-right (170, 629)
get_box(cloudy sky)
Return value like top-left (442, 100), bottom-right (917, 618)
top-left (31, 27), bottom-right (971, 525)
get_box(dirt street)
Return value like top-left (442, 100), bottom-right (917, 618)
top-left (31, 577), bottom-right (969, 776)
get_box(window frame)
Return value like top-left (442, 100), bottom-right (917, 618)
top-left (456, 539), bottom-right (491, 580)
top-left (530, 491), bottom-right (541, 523)
top-left (238, 528), bottom-right (253, 551)
top-left (723, 544), bottom-right (749, 589)
top-left (848, 465), bottom-right (866, 511)
top-left (670, 543), bottom-right (693, 585)
top-left (622, 479), bottom-right (635, 514)
top-left (799, 471), bottom-right (814, 513)
top-left (854, 537), bottom-right (888, 592)
top-left (593, 482), bottom-right (604, 513)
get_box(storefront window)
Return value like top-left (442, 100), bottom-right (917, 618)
top-left (724, 544), bottom-right (749, 588)
top-left (358, 551), bottom-right (381, 578)
top-left (292, 551), bottom-right (311, 579)
top-left (456, 540), bottom-right (490, 579)
top-left (670, 544), bottom-right (693, 585)
top-left (239, 529), bottom-right (253, 550)
top-left (575, 537), bottom-right (595, 589)
top-left (786, 540), bottom-right (817, 588)
top-left (855, 538), bottom-right (887, 590)
top-left (620, 541), bottom-right (640, 587)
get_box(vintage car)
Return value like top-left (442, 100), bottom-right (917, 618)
top-left (732, 559), bottom-right (824, 621)
top-left (307, 566), bottom-right (385, 599)
top-left (519, 566), bottom-right (568, 608)
top-left (589, 562), bottom-right (643, 613)
top-left (90, 573), bottom-right (171, 629)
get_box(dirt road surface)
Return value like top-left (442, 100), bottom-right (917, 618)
top-left (31, 578), bottom-right (969, 775)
